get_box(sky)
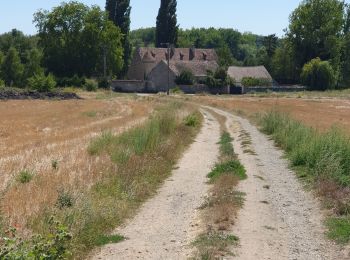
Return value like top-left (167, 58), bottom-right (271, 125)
top-left (0, 0), bottom-right (308, 36)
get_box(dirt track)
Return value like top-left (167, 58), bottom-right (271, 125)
top-left (91, 105), bottom-right (348, 260)
top-left (92, 110), bottom-right (220, 259)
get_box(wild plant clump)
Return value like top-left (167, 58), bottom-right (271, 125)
top-left (0, 217), bottom-right (72, 259)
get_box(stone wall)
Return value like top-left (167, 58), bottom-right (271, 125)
top-left (111, 80), bottom-right (157, 93)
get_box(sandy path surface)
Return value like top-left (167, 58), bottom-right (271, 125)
top-left (92, 110), bottom-right (221, 260)
top-left (207, 107), bottom-right (348, 260)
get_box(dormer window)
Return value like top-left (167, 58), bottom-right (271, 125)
top-left (202, 52), bottom-right (207, 61)
top-left (180, 52), bottom-right (184, 60)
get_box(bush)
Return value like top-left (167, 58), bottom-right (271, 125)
top-left (184, 113), bottom-right (201, 127)
top-left (28, 73), bottom-right (56, 92)
top-left (175, 69), bottom-right (195, 85)
top-left (301, 58), bottom-right (336, 90)
top-left (17, 170), bottom-right (34, 184)
top-left (0, 79), bottom-right (4, 88)
top-left (56, 75), bottom-right (86, 88)
top-left (98, 78), bottom-right (110, 89)
top-left (206, 67), bottom-right (235, 87)
top-left (84, 79), bottom-right (98, 92)
top-left (56, 189), bottom-right (75, 209)
top-left (241, 77), bottom-right (271, 87)
top-left (0, 218), bottom-right (72, 259)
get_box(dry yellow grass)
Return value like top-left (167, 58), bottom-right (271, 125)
top-left (0, 94), bottom-right (154, 232)
top-left (191, 95), bottom-right (350, 133)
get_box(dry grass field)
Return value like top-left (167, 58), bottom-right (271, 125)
top-left (191, 95), bottom-right (350, 133)
top-left (0, 93), bottom-right (154, 232)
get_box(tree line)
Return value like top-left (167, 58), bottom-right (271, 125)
top-left (0, 0), bottom-right (349, 91)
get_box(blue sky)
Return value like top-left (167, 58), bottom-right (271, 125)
top-left (0, 0), bottom-right (310, 36)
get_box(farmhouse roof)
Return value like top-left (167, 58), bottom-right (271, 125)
top-left (164, 60), bottom-right (219, 77)
top-left (227, 66), bottom-right (273, 82)
top-left (138, 47), bottom-right (218, 63)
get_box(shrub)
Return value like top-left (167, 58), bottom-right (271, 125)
top-left (208, 160), bottom-right (247, 181)
top-left (98, 78), bottom-right (110, 89)
top-left (56, 75), bottom-right (86, 88)
top-left (175, 69), bottom-right (195, 85)
top-left (28, 73), bottom-right (56, 92)
top-left (0, 218), bottom-right (72, 259)
top-left (184, 113), bottom-right (201, 127)
top-left (17, 170), bottom-right (33, 184)
top-left (206, 67), bottom-right (235, 87)
top-left (0, 79), bottom-right (4, 88)
top-left (301, 58), bottom-right (336, 90)
top-left (56, 189), bottom-right (74, 209)
top-left (84, 79), bottom-right (98, 92)
top-left (241, 77), bottom-right (271, 87)
top-left (170, 86), bottom-right (184, 94)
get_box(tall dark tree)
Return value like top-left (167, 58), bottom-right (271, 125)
top-left (263, 34), bottom-right (278, 58)
top-left (106, 0), bottom-right (131, 78)
top-left (156, 0), bottom-right (178, 47)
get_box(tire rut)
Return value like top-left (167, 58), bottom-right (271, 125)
top-left (91, 109), bottom-right (221, 260)
top-left (206, 107), bottom-right (347, 260)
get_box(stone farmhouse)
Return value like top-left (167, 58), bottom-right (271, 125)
top-left (123, 47), bottom-right (218, 91)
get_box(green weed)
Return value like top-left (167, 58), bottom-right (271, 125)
top-left (326, 218), bottom-right (350, 244)
top-left (208, 161), bottom-right (246, 182)
top-left (17, 170), bottom-right (33, 184)
top-left (94, 234), bottom-right (125, 246)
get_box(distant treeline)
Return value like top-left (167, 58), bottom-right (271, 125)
top-left (0, 0), bottom-right (349, 91)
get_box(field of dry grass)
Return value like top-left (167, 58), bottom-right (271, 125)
top-left (0, 93), bottom-right (154, 233)
top-left (191, 95), bottom-right (350, 133)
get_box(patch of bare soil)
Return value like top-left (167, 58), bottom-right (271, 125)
top-left (91, 110), bottom-right (221, 259)
top-left (208, 107), bottom-right (348, 260)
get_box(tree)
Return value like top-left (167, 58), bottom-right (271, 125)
top-left (156, 0), bottom-right (178, 47)
top-left (24, 48), bottom-right (44, 80)
top-left (287, 0), bottom-right (345, 80)
top-left (175, 69), bottom-right (194, 85)
top-left (301, 57), bottom-right (335, 90)
top-left (1, 47), bottom-right (24, 86)
top-left (263, 34), bottom-right (278, 58)
top-left (106, 0), bottom-right (132, 78)
top-left (271, 40), bottom-right (297, 84)
top-left (34, 2), bottom-right (124, 78)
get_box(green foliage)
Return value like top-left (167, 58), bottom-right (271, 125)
top-left (28, 72), bottom-right (56, 92)
top-left (0, 218), bottom-right (72, 259)
top-left (105, 0), bottom-right (131, 78)
top-left (34, 2), bottom-right (124, 78)
top-left (56, 189), bottom-right (75, 209)
top-left (0, 79), bottom-right (4, 88)
top-left (98, 78), bottom-right (110, 89)
top-left (95, 234), bottom-right (125, 246)
top-left (193, 233), bottom-right (239, 259)
top-left (24, 48), bottom-right (44, 80)
top-left (208, 161), bottom-right (247, 182)
top-left (326, 217), bottom-right (350, 243)
top-left (156, 0), bottom-right (178, 47)
top-left (169, 86), bottom-right (183, 94)
top-left (175, 69), bottom-right (195, 85)
top-left (301, 58), bottom-right (335, 90)
top-left (85, 79), bottom-right (98, 92)
top-left (241, 77), bottom-right (272, 87)
top-left (287, 0), bottom-right (344, 81)
top-left (219, 132), bottom-right (234, 157)
top-left (260, 111), bottom-right (350, 186)
top-left (1, 47), bottom-right (24, 87)
top-left (184, 112), bottom-right (201, 127)
top-left (56, 75), bottom-right (86, 88)
top-left (206, 67), bottom-right (235, 88)
top-left (17, 170), bottom-right (33, 184)
top-left (52, 160), bottom-right (59, 170)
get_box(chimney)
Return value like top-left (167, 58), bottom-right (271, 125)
top-left (170, 46), bottom-right (175, 59)
top-left (189, 47), bottom-right (196, 60)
